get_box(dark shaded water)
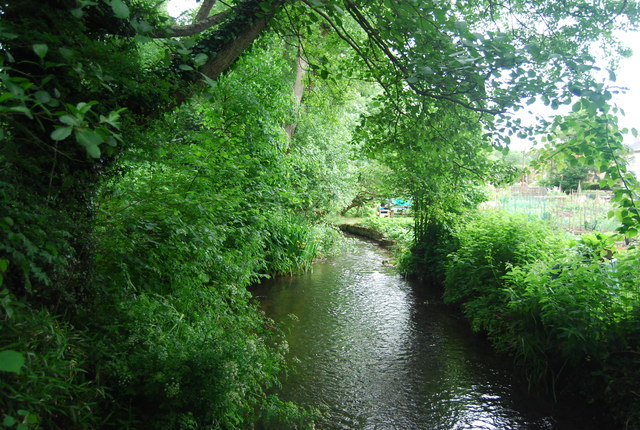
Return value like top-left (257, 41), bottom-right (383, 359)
top-left (253, 239), bottom-right (601, 429)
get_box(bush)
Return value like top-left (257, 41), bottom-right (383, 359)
top-left (0, 290), bottom-right (99, 429)
top-left (443, 210), bottom-right (567, 325)
top-left (400, 217), bottom-right (456, 285)
top-left (358, 216), bottom-right (413, 244)
top-left (442, 209), bottom-right (640, 426)
top-left (90, 174), bottom-right (338, 427)
top-left (87, 285), bottom-right (290, 429)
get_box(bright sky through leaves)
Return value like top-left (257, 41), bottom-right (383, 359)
top-left (166, 0), bottom-right (198, 18)
top-left (167, 0), bottom-right (640, 150)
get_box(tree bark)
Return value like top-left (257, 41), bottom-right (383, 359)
top-left (284, 52), bottom-right (308, 142)
top-left (153, 11), bottom-right (230, 38)
top-left (199, 0), bottom-right (284, 81)
top-left (195, 0), bottom-right (217, 22)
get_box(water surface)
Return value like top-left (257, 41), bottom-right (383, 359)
top-left (253, 239), bottom-right (601, 429)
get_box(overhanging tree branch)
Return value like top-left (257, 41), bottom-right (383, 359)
top-left (343, 0), bottom-right (501, 115)
top-left (200, 5), bottom-right (281, 80)
top-left (152, 10), bottom-right (231, 38)
top-left (196, 0), bottom-right (217, 21)
top-left (167, 0), bottom-right (286, 107)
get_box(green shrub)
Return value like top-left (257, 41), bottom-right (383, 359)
top-left (343, 205), bottom-right (377, 218)
top-left (88, 284), bottom-right (289, 429)
top-left (400, 217), bottom-right (456, 284)
top-left (89, 203), bottom-right (320, 427)
top-left (90, 175), bottom-right (337, 427)
top-left (0, 290), bottom-right (98, 429)
top-left (443, 210), bottom-right (567, 323)
top-left (258, 395), bottom-right (317, 429)
top-left (442, 210), bottom-right (640, 426)
top-left (358, 216), bottom-right (413, 244)
top-left (504, 245), bottom-right (640, 421)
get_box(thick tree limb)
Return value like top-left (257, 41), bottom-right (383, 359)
top-left (169, 0), bottom-right (285, 107)
top-left (200, 2), bottom-right (283, 80)
top-left (152, 10), bottom-right (230, 38)
top-left (196, 0), bottom-right (217, 22)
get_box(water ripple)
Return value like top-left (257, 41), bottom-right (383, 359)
top-left (254, 240), bottom-right (602, 429)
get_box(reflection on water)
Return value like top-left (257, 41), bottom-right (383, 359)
top-left (253, 239), bottom-right (599, 429)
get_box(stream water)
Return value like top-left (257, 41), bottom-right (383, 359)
top-left (253, 239), bottom-right (602, 429)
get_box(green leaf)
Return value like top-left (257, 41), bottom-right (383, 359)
top-left (0, 259), bottom-right (8, 272)
top-left (3, 415), bottom-right (16, 426)
top-left (200, 73), bottom-right (217, 89)
top-left (109, 0), bottom-right (130, 19)
top-left (76, 101), bottom-right (98, 114)
top-left (51, 126), bottom-right (72, 141)
top-left (59, 47), bottom-right (74, 59)
top-left (7, 106), bottom-right (33, 119)
top-left (32, 43), bottom-right (48, 60)
top-left (35, 90), bottom-right (51, 104)
top-left (85, 143), bottom-right (101, 158)
top-left (131, 18), bottom-right (153, 34)
top-left (0, 350), bottom-right (25, 374)
top-left (571, 101), bottom-right (582, 112)
top-left (75, 129), bottom-right (104, 157)
top-left (193, 53), bottom-right (208, 67)
top-left (178, 64), bottom-right (194, 71)
top-left (60, 114), bottom-right (80, 126)
top-left (133, 35), bottom-right (152, 44)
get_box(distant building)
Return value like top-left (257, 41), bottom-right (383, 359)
top-left (628, 140), bottom-right (640, 179)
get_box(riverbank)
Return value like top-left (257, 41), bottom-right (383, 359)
top-left (337, 223), bottom-right (396, 247)
top-left (337, 212), bottom-right (640, 427)
top-left (333, 216), bottom-right (413, 250)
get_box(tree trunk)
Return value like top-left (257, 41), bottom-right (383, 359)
top-left (284, 52), bottom-right (308, 144)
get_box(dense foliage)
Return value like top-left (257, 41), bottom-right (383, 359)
top-left (437, 210), bottom-right (640, 427)
top-left (0, 2), bottom-right (360, 426)
top-left (2, 0), bottom-right (640, 427)
top-left (540, 164), bottom-right (594, 192)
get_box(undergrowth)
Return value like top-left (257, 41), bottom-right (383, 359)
top-left (415, 209), bottom-right (640, 428)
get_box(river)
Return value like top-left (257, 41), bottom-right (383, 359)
top-left (253, 238), bottom-right (602, 429)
